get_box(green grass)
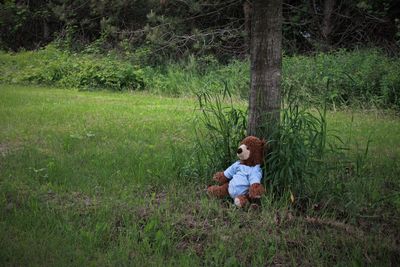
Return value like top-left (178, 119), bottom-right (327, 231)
top-left (1, 85), bottom-right (400, 266)
top-left (2, 47), bottom-right (399, 109)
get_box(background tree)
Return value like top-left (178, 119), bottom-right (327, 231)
top-left (0, 0), bottom-right (399, 56)
top-left (247, 0), bottom-right (283, 138)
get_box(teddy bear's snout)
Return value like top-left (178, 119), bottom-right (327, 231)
top-left (237, 144), bottom-right (250, 160)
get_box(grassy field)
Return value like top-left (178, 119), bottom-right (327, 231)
top-left (1, 85), bottom-right (400, 266)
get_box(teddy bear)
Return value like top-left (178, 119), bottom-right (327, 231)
top-left (207, 136), bottom-right (266, 207)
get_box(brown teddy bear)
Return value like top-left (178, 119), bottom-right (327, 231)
top-left (207, 136), bottom-right (266, 207)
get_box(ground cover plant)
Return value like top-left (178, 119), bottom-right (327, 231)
top-left (1, 85), bottom-right (399, 266)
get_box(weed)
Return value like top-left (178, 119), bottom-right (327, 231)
top-left (183, 84), bottom-right (247, 182)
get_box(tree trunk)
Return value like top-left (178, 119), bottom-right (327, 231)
top-left (243, 0), bottom-right (252, 54)
top-left (321, 0), bottom-right (335, 50)
top-left (43, 20), bottom-right (50, 40)
top-left (247, 0), bottom-right (282, 139)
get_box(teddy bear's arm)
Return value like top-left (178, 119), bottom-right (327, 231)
top-left (223, 161), bottom-right (240, 180)
top-left (248, 167), bottom-right (265, 199)
top-left (212, 172), bottom-right (229, 184)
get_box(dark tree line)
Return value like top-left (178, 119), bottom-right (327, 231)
top-left (1, 0), bottom-right (399, 58)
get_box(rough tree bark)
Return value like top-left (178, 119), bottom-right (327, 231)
top-left (243, 0), bottom-right (252, 54)
top-left (247, 0), bottom-right (282, 139)
top-left (321, 0), bottom-right (335, 50)
top-left (43, 20), bottom-right (50, 40)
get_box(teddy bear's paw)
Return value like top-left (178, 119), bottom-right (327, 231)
top-left (212, 172), bottom-right (229, 185)
top-left (234, 195), bottom-right (249, 208)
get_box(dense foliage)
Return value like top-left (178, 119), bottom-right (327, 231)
top-left (1, 0), bottom-right (399, 59)
top-left (1, 46), bottom-right (399, 109)
top-left (0, 46), bottom-right (144, 90)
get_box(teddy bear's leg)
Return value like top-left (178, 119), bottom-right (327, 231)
top-left (234, 195), bottom-right (249, 208)
top-left (207, 183), bottom-right (229, 198)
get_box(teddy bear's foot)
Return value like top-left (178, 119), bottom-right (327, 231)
top-left (249, 183), bottom-right (266, 199)
top-left (234, 195), bottom-right (249, 208)
top-left (207, 183), bottom-right (229, 198)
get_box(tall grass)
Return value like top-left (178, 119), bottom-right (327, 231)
top-left (191, 83), bottom-right (377, 215)
top-left (1, 46), bottom-right (399, 109)
top-left (185, 85), bottom-right (247, 181)
top-left (283, 49), bottom-right (400, 109)
top-left (142, 56), bottom-right (249, 97)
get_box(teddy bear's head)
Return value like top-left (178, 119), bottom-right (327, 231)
top-left (236, 136), bottom-right (265, 166)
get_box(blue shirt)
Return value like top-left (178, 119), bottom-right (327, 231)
top-left (223, 161), bottom-right (263, 198)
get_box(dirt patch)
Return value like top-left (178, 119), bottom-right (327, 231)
top-left (0, 141), bottom-right (22, 157)
top-left (174, 214), bottom-right (212, 256)
top-left (303, 216), bottom-right (364, 237)
top-left (134, 205), bottom-right (153, 227)
top-left (152, 191), bottom-right (167, 205)
top-left (41, 190), bottom-right (98, 215)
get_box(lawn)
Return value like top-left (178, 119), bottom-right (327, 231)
top-left (1, 85), bottom-right (399, 266)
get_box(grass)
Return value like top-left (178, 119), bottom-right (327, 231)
top-left (2, 47), bottom-right (399, 109)
top-left (1, 85), bottom-right (400, 266)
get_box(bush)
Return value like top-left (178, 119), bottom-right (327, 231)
top-left (1, 47), bottom-right (399, 109)
top-left (283, 49), bottom-right (400, 110)
top-left (144, 49), bottom-right (400, 108)
top-left (0, 45), bottom-right (144, 91)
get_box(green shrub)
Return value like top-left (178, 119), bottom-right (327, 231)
top-left (283, 49), bottom-right (400, 109)
top-left (144, 49), bottom-right (399, 108)
top-left (1, 47), bottom-right (399, 109)
top-left (381, 62), bottom-right (400, 109)
top-left (0, 45), bottom-right (144, 91)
